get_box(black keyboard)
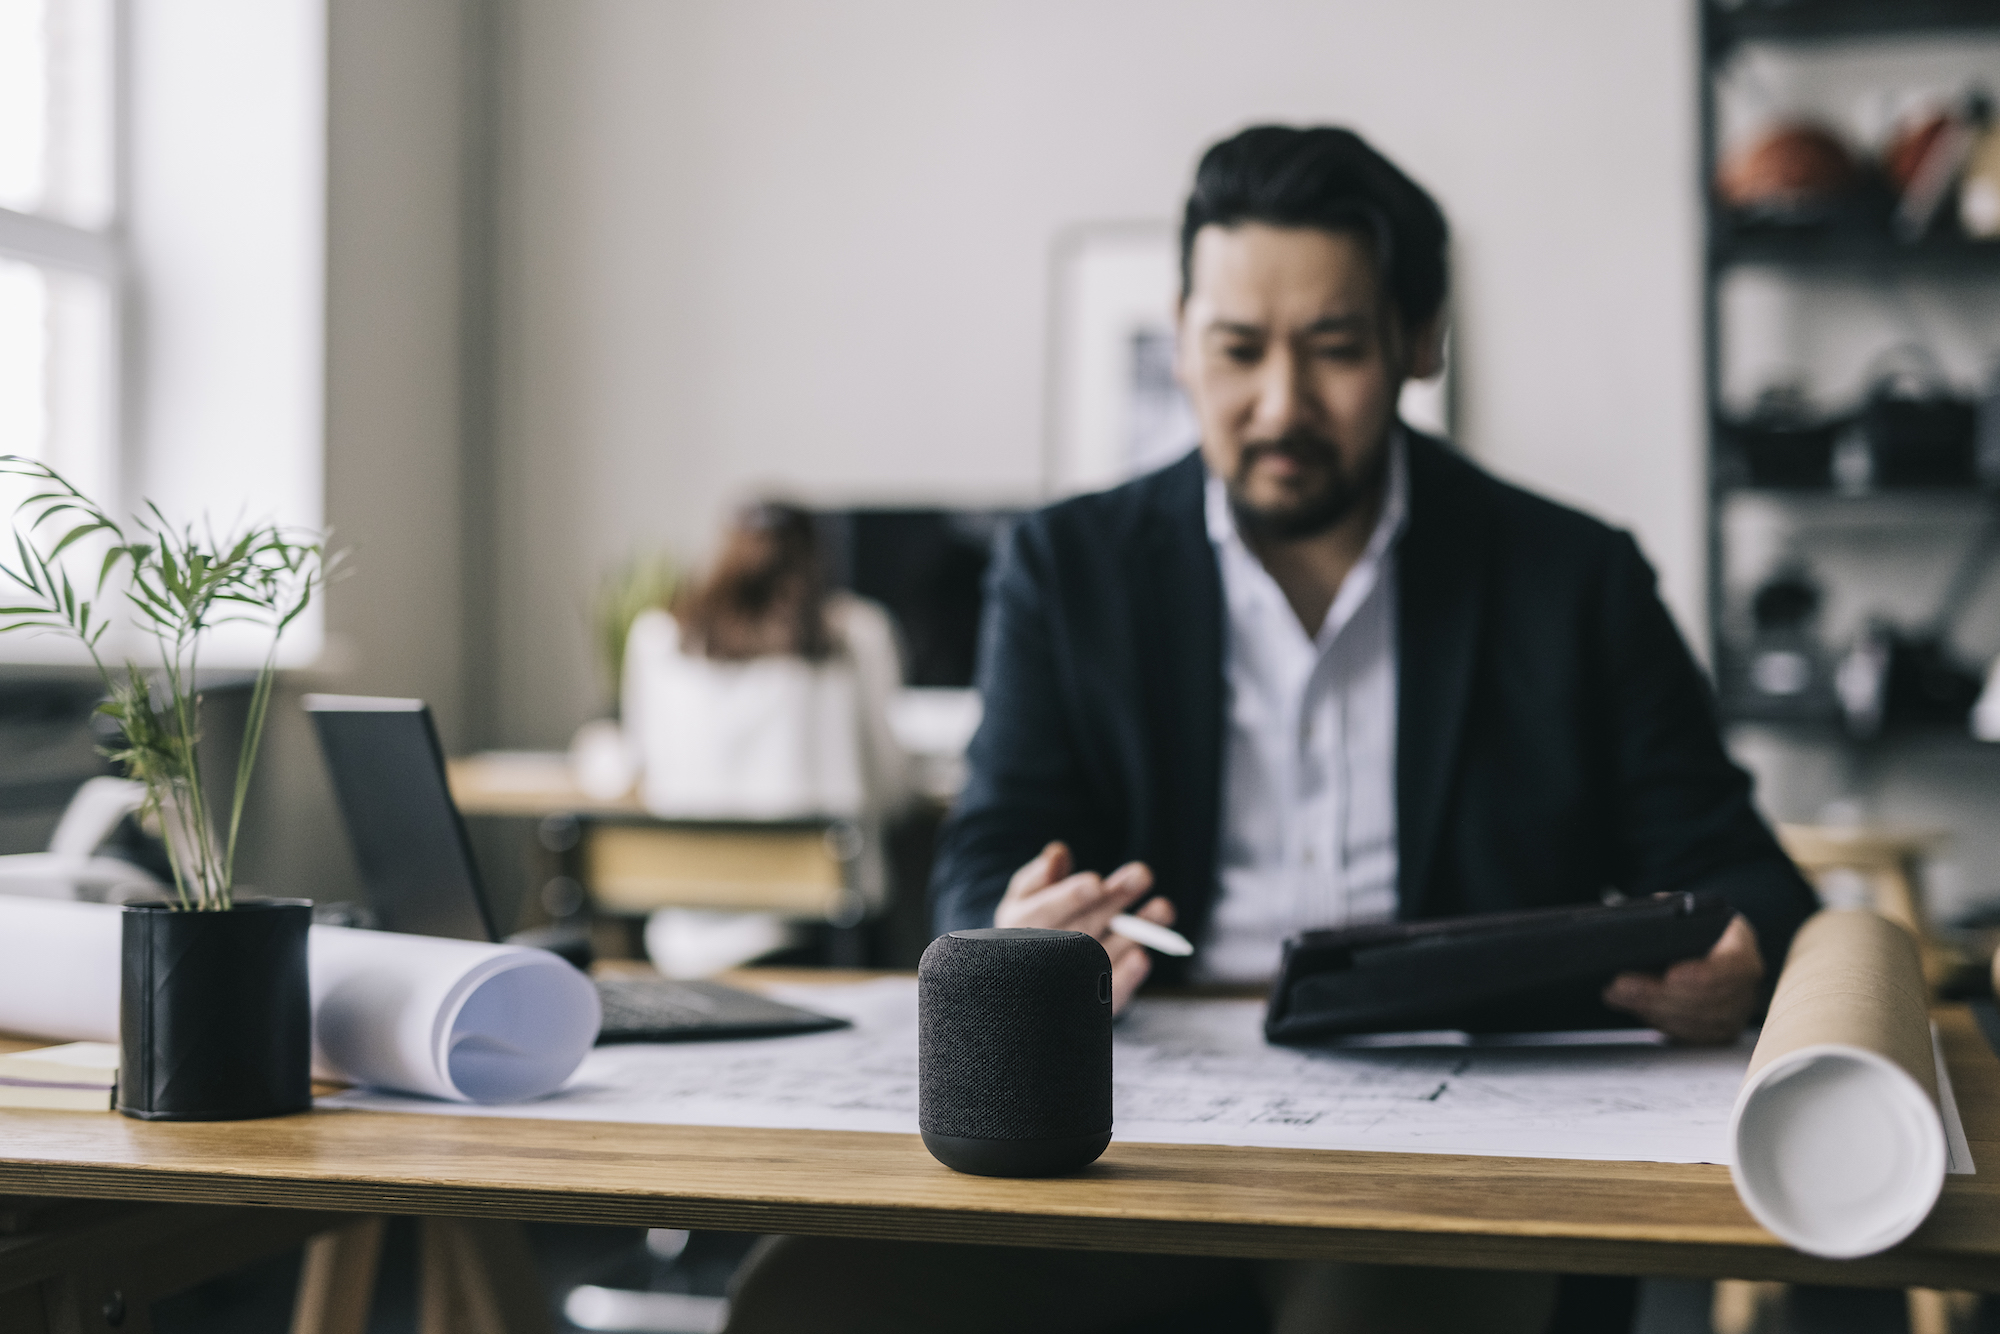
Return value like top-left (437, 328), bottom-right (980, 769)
top-left (593, 977), bottom-right (850, 1043)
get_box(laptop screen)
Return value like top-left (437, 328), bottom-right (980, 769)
top-left (304, 694), bottom-right (498, 943)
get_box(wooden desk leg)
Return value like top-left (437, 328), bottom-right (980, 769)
top-left (1874, 863), bottom-right (1928, 942)
top-left (1908, 1287), bottom-right (1981, 1334)
top-left (1711, 1278), bottom-right (1784, 1334)
top-left (1874, 862), bottom-right (1965, 990)
top-left (418, 1218), bottom-right (552, 1334)
top-left (418, 1218), bottom-right (458, 1334)
top-left (291, 1215), bottom-right (386, 1334)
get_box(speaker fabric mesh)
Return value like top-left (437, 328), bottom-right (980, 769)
top-left (918, 928), bottom-right (1113, 1141)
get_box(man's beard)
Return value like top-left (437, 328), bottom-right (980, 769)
top-left (1225, 429), bottom-right (1389, 543)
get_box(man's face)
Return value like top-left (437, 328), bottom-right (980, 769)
top-left (1176, 223), bottom-right (1423, 541)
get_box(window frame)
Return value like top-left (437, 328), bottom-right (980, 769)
top-left (0, 0), bottom-right (128, 667)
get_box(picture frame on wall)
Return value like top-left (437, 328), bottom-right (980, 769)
top-left (1044, 222), bottom-right (1451, 498)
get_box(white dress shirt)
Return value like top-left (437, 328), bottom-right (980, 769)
top-left (1195, 436), bottom-right (1407, 983)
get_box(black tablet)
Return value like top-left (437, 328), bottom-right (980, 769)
top-left (1263, 891), bottom-right (1733, 1044)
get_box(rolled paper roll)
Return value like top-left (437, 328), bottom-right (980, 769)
top-left (0, 898), bottom-right (123, 1042)
top-left (1729, 910), bottom-right (1945, 1259)
top-left (309, 924), bottom-right (601, 1103)
top-left (0, 897), bottom-right (600, 1103)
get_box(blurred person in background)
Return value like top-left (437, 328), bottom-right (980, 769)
top-left (622, 501), bottom-right (909, 974)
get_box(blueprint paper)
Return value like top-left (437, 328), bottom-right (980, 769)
top-left (1936, 1031), bottom-right (1975, 1176)
top-left (320, 977), bottom-right (924, 1130)
top-left (1108, 997), bottom-right (1749, 1161)
top-left (323, 978), bottom-right (1788, 1165)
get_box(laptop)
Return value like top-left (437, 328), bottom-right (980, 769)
top-left (303, 694), bottom-right (849, 1043)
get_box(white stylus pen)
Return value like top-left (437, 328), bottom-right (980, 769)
top-left (1109, 914), bottom-right (1194, 957)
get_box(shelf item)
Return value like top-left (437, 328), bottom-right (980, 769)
top-left (1863, 393), bottom-right (1978, 488)
top-left (1721, 413), bottom-right (1844, 488)
top-left (1709, 40), bottom-right (2000, 264)
top-left (1716, 121), bottom-right (1867, 220)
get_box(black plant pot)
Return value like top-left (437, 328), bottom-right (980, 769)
top-left (118, 898), bottom-right (313, 1121)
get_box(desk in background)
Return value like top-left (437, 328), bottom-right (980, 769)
top-left (450, 754), bottom-right (849, 919)
top-left (448, 748), bottom-right (955, 968)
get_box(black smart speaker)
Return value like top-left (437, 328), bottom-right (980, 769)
top-left (917, 927), bottom-right (1114, 1177)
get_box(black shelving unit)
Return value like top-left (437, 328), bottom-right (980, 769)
top-left (1699, 1), bottom-right (2000, 731)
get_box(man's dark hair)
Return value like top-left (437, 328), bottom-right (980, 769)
top-left (1180, 125), bottom-right (1449, 332)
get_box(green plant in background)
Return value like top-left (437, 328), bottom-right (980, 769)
top-left (591, 549), bottom-right (677, 710)
top-left (0, 456), bottom-right (336, 911)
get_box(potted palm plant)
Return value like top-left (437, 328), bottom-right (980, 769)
top-left (0, 456), bottom-right (334, 1120)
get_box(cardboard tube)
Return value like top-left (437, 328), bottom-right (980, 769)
top-left (1729, 910), bottom-right (1945, 1259)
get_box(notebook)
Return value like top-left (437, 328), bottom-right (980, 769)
top-left (0, 1041), bottom-right (118, 1110)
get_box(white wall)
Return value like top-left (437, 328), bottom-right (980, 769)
top-left (487, 0), bottom-right (1704, 748)
top-left (126, 0), bottom-right (327, 667)
top-left (234, 0), bottom-right (474, 903)
top-left (0, 0), bottom-right (472, 902)
top-left (319, 0), bottom-right (470, 743)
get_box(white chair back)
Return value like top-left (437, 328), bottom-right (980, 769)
top-left (0, 777), bottom-right (164, 902)
top-left (48, 777), bottom-right (148, 857)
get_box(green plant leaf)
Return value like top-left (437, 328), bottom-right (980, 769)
top-left (6, 459), bottom-right (340, 908)
top-left (96, 544), bottom-right (130, 593)
top-left (12, 533), bottom-right (44, 594)
top-left (48, 521), bottom-right (109, 560)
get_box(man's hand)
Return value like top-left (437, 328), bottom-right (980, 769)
top-left (993, 841), bottom-right (1173, 1013)
top-left (1602, 913), bottom-right (1764, 1045)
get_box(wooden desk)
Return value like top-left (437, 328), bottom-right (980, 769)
top-left (445, 754), bottom-right (855, 920)
top-left (1, 1008), bottom-right (1998, 1294)
top-left (445, 754), bottom-right (640, 821)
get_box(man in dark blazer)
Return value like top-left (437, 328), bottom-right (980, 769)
top-left (725, 126), bottom-right (1819, 1334)
top-left (931, 127), bottom-right (1817, 1045)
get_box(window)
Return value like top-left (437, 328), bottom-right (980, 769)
top-left (2, 0), bottom-right (328, 668)
top-left (0, 0), bottom-right (119, 518)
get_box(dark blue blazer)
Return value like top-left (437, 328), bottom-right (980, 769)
top-left (929, 437), bottom-right (1818, 980)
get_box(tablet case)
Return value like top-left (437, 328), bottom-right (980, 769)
top-left (1264, 891), bottom-right (1732, 1043)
